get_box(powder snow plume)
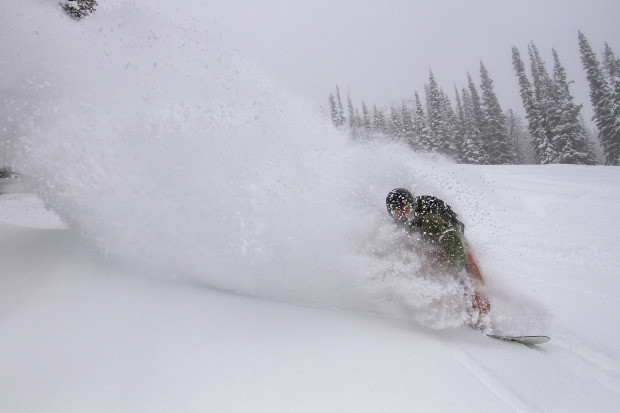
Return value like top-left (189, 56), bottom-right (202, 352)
top-left (1, 1), bottom-right (497, 327)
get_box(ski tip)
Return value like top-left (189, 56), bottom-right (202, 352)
top-left (487, 334), bottom-right (550, 345)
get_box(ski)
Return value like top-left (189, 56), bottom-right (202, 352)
top-left (487, 334), bottom-right (550, 345)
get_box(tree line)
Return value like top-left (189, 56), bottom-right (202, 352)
top-left (328, 32), bottom-right (620, 166)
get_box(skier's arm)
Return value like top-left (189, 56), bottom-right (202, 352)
top-left (416, 214), bottom-right (490, 314)
top-left (466, 250), bottom-right (484, 285)
top-left (466, 251), bottom-right (490, 314)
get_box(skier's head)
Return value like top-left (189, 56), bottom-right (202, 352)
top-left (386, 188), bottom-right (415, 222)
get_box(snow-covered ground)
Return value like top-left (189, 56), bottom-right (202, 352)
top-left (2, 165), bottom-right (620, 412)
top-left (1, 2), bottom-right (620, 412)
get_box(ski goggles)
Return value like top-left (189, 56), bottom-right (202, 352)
top-left (391, 203), bottom-right (413, 221)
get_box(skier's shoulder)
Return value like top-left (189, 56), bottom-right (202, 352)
top-left (413, 195), bottom-right (446, 212)
top-left (413, 194), bottom-right (465, 233)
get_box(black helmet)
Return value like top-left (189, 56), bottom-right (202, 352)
top-left (386, 188), bottom-right (414, 215)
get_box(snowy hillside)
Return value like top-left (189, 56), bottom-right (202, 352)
top-left (2, 164), bottom-right (620, 412)
top-left (1, 2), bottom-right (620, 412)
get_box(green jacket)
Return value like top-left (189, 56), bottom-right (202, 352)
top-left (408, 197), bottom-right (467, 271)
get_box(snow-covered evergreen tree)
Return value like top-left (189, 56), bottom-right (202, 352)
top-left (479, 62), bottom-right (517, 164)
top-left (334, 86), bottom-right (346, 128)
top-left (578, 32), bottom-right (619, 165)
top-left (347, 92), bottom-right (360, 138)
top-left (425, 71), bottom-right (458, 157)
top-left (550, 49), bottom-right (596, 164)
top-left (527, 44), bottom-right (558, 163)
top-left (456, 88), bottom-right (483, 163)
top-left (328, 93), bottom-right (339, 128)
top-left (513, 42), bottom-right (595, 164)
top-left (603, 43), bottom-right (620, 79)
top-left (60, 0), bottom-right (97, 20)
top-left (512, 46), bottom-right (547, 164)
top-left (401, 101), bottom-right (417, 148)
top-left (389, 106), bottom-right (403, 139)
top-left (438, 89), bottom-right (459, 158)
top-left (602, 43), bottom-right (620, 164)
top-left (373, 105), bottom-right (389, 135)
top-left (466, 73), bottom-right (490, 162)
top-left (327, 86), bottom-right (347, 129)
top-left (425, 72), bottom-right (443, 152)
top-left (453, 87), bottom-right (467, 162)
top-left (506, 109), bottom-right (534, 164)
top-left (0, 167), bottom-right (11, 178)
top-left (361, 101), bottom-right (372, 131)
top-left (413, 92), bottom-right (432, 151)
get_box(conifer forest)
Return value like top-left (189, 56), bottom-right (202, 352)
top-left (328, 33), bottom-right (620, 166)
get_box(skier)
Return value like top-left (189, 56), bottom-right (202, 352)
top-left (386, 188), bottom-right (490, 331)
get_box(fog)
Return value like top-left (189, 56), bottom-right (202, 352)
top-left (144, 0), bottom-right (620, 124)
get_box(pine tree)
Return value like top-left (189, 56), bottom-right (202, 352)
top-left (455, 88), bottom-right (481, 163)
top-left (603, 43), bottom-right (620, 80)
top-left (603, 43), bottom-right (620, 163)
top-left (512, 46), bottom-right (547, 164)
top-left (425, 71), bottom-right (443, 151)
top-left (373, 105), bottom-right (388, 135)
top-left (550, 49), bottom-right (596, 164)
top-left (327, 86), bottom-right (347, 129)
top-left (60, 0), bottom-right (98, 20)
top-left (425, 71), bottom-right (459, 156)
top-left (515, 43), bottom-right (596, 164)
top-left (467, 73), bottom-right (490, 162)
top-left (0, 167), bottom-right (13, 179)
top-left (389, 106), bottom-right (403, 139)
top-left (453, 87), bottom-right (467, 161)
top-left (506, 109), bottom-right (533, 164)
top-left (602, 43), bottom-right (620, 103)
top-left (578, 32), bottom-right (619, 165)
top-left (413, 92), bottom-right (432, 151)
top-left (401, 101), bottom-right (417, 149)
top-left (438, 89), bottom-right (459, 158)
top-left (361, 101), bottom-right (372, 131)
top-left (328, 93), bottom-right (339, 128)
top-left (479, 62), bottom-right (517, 164)
top-left (347, 92), bottom-right (360, 137)
top-left (527, 43), bottom-right (558, 163)
top-left (334, 86), bottom-right (346, 128)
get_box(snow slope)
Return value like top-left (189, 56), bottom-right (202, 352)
top-left (2, 165), bottom-right (620, 412)
top-left (1, 2), bottom-right (620, 411)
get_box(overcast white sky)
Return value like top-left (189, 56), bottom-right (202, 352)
top-left (146, 0), bottom-right (619, 122)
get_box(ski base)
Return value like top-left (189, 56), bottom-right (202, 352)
top-left (487, 334), bottom-right (550, 345)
